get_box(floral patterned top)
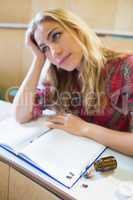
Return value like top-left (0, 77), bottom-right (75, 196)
top-left (33, 54), bottom-right (133, 132)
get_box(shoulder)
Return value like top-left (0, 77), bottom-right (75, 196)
top-left (105, 54), bottom-right (133, 92)
top-left (105, 54), bottom-right (133, 79)
top-left (106, 53), bottom-right (133, 71)
top-left (120, 54), bottom-right (133, 80)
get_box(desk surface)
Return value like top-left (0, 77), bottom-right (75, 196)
top-left (0, 101), bottom-right (133, 200)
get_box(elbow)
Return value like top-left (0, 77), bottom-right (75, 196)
top-left (15, 114), bottom-right (32, 124)
top-left (13, 95), bottom-right (33, 123)
top-left (13, 105), bottom-right (32, 124)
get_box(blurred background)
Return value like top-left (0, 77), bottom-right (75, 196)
top-left (0, 0), bottom-right (133, 101)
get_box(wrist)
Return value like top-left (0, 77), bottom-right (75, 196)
top-left (81, 122), bottom-right (92, 137)
top-left (34, 54), bottom-right (45, 63)
top-left (33, 56), bottom-right (45, 69)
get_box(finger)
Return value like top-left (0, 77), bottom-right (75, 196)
top-left (45, 122), bottom-right (65, 129)
top-left (48, 114), bottom-right (64, 120)
top-left (45, 118), bottom-right (64, 125)
top-left (47, 115), bottom-right (65, 123)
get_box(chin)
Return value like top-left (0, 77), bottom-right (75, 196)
top-left (66, 68), bottom-right (75, 72)
top-left (63, 65), bottom-right (78, 72)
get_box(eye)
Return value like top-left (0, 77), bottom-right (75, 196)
top-left (52, 32), bottom-right (62, 41)
top-left (41, 46), bottom-right (49, 53)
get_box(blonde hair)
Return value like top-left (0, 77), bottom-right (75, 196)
top-left (28, 8), bottom-right (119, 114)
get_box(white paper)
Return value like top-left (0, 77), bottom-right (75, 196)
top-left (0, 117), bottom-right (50, 152)
top-left (20, 129), bottom-right (105, 187)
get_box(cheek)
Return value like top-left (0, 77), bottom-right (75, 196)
top-left (72, 47), bottom-right (82, 60)
top-left (68, 40), bottom-right (82, 57)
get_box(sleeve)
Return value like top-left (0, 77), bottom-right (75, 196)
top-left (121, 55), bottom-right (133, 132)
top-left (32, 84), bottom-right (51, 119)
top-left (108, 55), bottom-right (133, 132)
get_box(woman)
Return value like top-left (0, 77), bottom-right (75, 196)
top-left (13, 8), bottom-right (133, 156)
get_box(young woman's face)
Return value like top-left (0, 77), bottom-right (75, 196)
top-left (34, 20), bottom-right (83, 71)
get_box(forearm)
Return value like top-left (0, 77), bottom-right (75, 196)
top-left (13, 57), bottom-right (44, 123)
top-left (84, 123), bottom-right (133, 156)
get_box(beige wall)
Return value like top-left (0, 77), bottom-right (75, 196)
top-left (115, 0), bottom-right (133, 32)
top-left (101, 36), bottom-right (133, 53)
top-left (0, 0), bottom-right (31, 23)
top-left (1, 0), bottom-right (133, 30)
top-left (0, 29), bottom-right (24, 89)
top-left (0, 0), bottom-right (133, 96)
top-left (0, 29), bottom-right (32, 91)
top-left (31, 0), bottom-right (133, 31)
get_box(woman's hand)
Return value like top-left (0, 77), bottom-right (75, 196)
top-left (45, 113), bottom-right (133, 156)
top-left (46, 113), bottom-right (90, 137)
top-left (25, 30), bottom-right (46, 61)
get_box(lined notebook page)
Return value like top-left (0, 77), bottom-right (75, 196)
top-left (0, 117), bottom-right (50, 153)
top-left (20, 129), bottom-right (105, 187)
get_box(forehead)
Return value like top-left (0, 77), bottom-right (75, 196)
top-left (34, 20), bottom-right (63, 39)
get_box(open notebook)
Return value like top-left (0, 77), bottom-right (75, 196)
top-left (0, 108), bottom-right (106, 188)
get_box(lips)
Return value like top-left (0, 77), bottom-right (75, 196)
top-left (58, 53), bottom-right (71, 65)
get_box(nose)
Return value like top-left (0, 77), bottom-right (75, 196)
top-left (50, 43), bottom-right (63, 58)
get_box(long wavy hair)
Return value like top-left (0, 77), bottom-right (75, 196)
top-left (27, 8), bottom-right (120, 114)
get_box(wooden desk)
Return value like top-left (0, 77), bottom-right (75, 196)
top-left (0, 101), bottom-right (133, 200)
top-left (0, 148), bottom-right (133, 200)
top-left (0, 161), bottom-right (60, 200)
top-left (9, 168), bottom-right (60, 200)
top-left (0, 161), bottom-right (9, 200)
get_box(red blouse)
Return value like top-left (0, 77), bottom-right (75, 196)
top-left (33, 55), bottom-right (133, 132)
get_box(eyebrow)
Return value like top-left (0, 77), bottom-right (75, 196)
top-left (39, 27), bottom-right (59, 48)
